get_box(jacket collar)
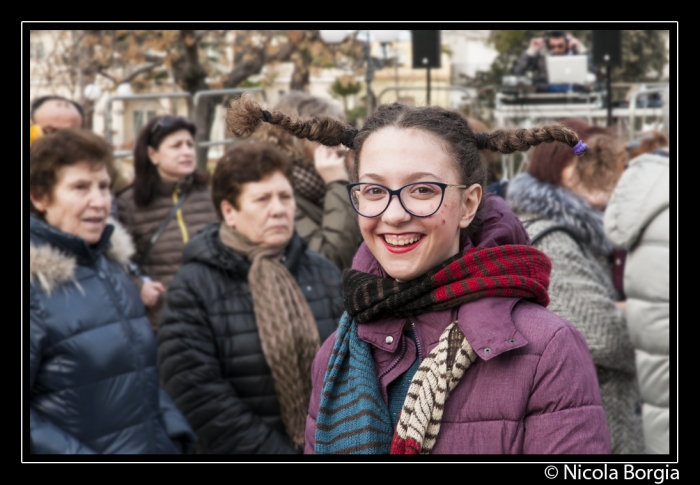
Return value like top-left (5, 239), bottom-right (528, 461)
top-left (155, 174), bottom-right (194, 197)
top-left (356, 297), bottom-right (527, 361)
top-left (182, 222), bottom-right (308, 276)
top-left (30, 215), bottom-right (113, 265)
top-left (506, 173), bottom-right (614, 256)
top-left (29, 215), bottom-right (135, 293)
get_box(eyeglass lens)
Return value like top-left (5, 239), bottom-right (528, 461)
top-left (350, 183), bottom-right (445, 217)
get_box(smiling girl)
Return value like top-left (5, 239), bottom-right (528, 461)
top-left (226, 95), bottom-right (612, 455)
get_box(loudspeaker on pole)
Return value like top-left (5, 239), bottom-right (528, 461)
top-left (411, 30), bottom-right (442, 69)
top-left (592, 30), bottom-right (622, 67)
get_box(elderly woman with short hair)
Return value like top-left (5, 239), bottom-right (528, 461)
top-left (157, 142), bottom-right (344, 454)
top-left (29, 128), bottom-right (196, 454)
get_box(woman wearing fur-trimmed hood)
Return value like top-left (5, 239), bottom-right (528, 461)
top-left (506, 126), bottom-right (644, 454)
top-left (29, 129), bottom-right (196, 454)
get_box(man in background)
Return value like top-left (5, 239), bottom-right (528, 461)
top-left (512, 30), bottom-right (594, 90)
top-left (30, 95), bottom-right (85, 133)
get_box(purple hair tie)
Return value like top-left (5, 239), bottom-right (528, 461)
top-left (572, 140), bottom-right (587, 155)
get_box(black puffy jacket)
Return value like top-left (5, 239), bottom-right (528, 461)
top-left (29, 216), bottom-right (196, 454)
top-left (157, 223), bottom-right (344, 454)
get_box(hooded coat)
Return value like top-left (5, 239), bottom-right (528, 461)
top-left (604, 153), bottom-right (670, 454)
top-left (506, 173), bottom-right (644, 454)
top-left (304, 195), bottom-right (611, 454)
top-left (157, 222), bottom-right (344, 454)
top-left (29, 216), bottom-right (196, 454)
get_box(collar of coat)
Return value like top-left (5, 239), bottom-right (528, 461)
top-left (30, 216), bottom-right (135, 294)
top-left (506, 173), bottom-right (614, 256)
top-left (181, 221), bottom-right (307, 277)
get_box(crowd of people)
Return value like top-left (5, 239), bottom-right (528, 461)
top-left (28, 89), bottom-right (670, 456)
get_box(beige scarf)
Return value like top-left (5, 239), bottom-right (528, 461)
top-left (219, 223), bottom-right (321, 450)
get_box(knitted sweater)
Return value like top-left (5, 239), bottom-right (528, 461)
top-left (506, 173), bottom-right (644, 455)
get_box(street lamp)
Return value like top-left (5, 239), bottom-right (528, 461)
top-left (319, 29), bottom-right (401, 116)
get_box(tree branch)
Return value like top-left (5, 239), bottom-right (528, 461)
top-left (120, 60), bottom-right (164, 84)
top-left (96, 69), bottom-right (116, 84)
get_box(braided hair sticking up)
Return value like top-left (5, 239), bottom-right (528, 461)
top-left (226, 93), bottom-right (358, 149)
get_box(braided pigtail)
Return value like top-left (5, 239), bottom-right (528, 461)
top-left (227, 93), bottom-right (359, 149)
top-left (477, 124), bottom-right (587, 156)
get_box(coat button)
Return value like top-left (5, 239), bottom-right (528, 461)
top-left (385, 336), bottom-right (394, 344)
top-left (508, 338), bottom-right (516, 344)
top-left (483, 347), bottom-right (491, 353)
top-left (98, 271), bottom-right (106, 279)
top-left (306, 285), bottom-right (312, 292)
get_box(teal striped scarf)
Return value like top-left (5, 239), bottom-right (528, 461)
top-left (315, 312), bottom-right (393, 454)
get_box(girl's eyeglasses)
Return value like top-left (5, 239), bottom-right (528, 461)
top-left (347, 182), bottom-right (467, 218)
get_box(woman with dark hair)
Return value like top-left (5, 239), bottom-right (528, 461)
top-left (225, 94), bottom-right (611, 454)
top-left (29, 128), bottom-right (196, 454)
top-left (157, 142), bottom-right (344, 454)
top-left (505, 121), bottom-right (644, 454)
top-left (117, 115), bottom-right (217, 330)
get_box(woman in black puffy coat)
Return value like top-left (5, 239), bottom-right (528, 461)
top-left (29, 129), bottom-right (196, 454)
top-left (157, 143), bottom-right (344, 454)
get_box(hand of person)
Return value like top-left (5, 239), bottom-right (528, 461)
top-left (567, 35), bottom-right (582, 52)
top-left (140, 280), bottom-right (165, 307)
top-left (314, 144), bottom-right (350, 184)
top-left (614, 300), bottom-right (626, 313)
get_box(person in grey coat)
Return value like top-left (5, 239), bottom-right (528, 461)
top-left (506, 130), bottom-right (645, 454)
top-left (604, 152), bottom-right (670, 454)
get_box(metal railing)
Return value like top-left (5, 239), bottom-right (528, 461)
top-left (627, 85), bottom-right (668, 140)
top-left (191, 87), bottom-right (265, 152)
top-left (104, 92), bottom-right (193, 149)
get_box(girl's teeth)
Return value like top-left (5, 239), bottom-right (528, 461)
top-left (385, 236), bottom-right (420, 246)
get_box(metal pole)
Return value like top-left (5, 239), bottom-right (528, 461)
top-left (364, 43), bottom-right (374, 116)
top-left (426, 67), bottom-right (431, 106)
top-left (605, 55), bottom-right (613, 127)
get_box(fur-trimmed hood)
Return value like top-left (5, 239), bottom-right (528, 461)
top-left (30, 217), bottom-right (135, 293)
top-left (506, 173), bottom-right (614, 256)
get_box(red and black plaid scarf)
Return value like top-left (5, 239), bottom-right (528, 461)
top-left (343, 244), bottom-right (552, 323)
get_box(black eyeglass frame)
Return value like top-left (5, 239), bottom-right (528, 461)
top-left (346, 181), bottom-right (467, 218)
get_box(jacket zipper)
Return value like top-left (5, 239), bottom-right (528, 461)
top-left (172, 187), bottom-right (189, 244)
top-left (100, 260), bottom-right (155, 452)
top-left (411, 320), bottom-right (424, 362)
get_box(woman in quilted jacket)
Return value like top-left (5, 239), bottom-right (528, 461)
top-left (29, 128), bottom-right (196, 454)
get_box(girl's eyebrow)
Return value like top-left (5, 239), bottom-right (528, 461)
top-left (360, 172), bottom-right (440, 183)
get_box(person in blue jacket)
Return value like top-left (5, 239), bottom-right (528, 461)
top-left (28, 128), bottom-right (197, 454)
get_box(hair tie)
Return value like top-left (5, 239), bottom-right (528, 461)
top-left (261, 109), bottom-right (273, 122)
top-left (340, 129), bottom-right (358, 150)
top-left (572, 140), bottom-right (588, 155)
top-left (475, 133), bottom-right (489, 150)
